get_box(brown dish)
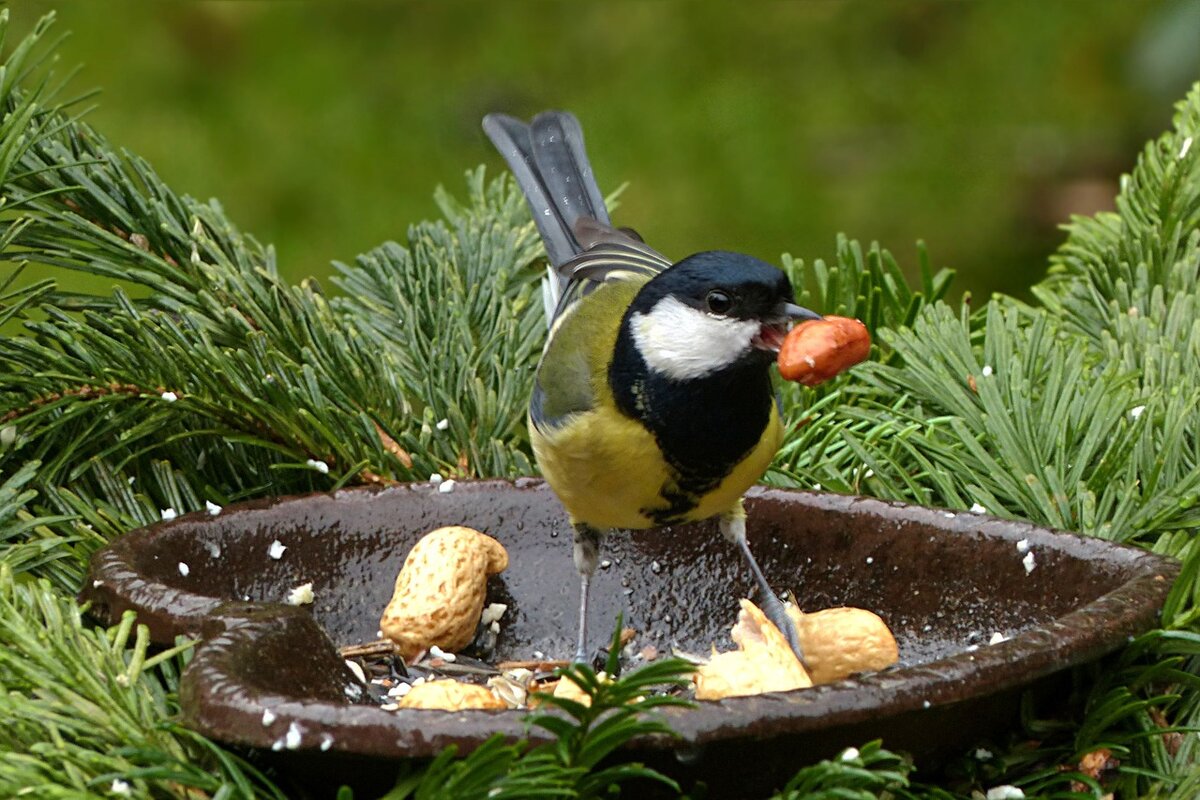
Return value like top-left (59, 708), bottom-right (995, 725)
top-left (80, 480), bottom-right (1176, 798)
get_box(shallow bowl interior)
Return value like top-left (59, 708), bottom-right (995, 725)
top-left (81, 480), bottom-right (1176, 797)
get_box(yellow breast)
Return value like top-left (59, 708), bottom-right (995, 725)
top-left (531, 402), bottom-right (782, 530)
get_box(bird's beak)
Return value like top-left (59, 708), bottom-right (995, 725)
top-left (779, 302), bottom-right (822, 322)
top-left (754, 302), bottom-right (822, 352)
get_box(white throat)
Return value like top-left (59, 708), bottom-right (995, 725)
top-left (629, 296), bottom-right (759, 380)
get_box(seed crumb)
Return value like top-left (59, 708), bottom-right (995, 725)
top-left (285, 722), bottom-right (302, 750)
top-left (345, 660), bottom-right (367, 684)
top-left (287, 582), bottom-right (315, 605)
top-left (268, 540), bottom-right (287, 560)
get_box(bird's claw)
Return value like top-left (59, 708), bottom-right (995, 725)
top-left (759, 591), bottom-right (810, 671)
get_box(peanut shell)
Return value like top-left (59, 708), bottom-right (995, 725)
top-left (396, 679), bottom-right (506, 711)
top-left (694, 600), bottom-right (812, 700)
top-left (379, 526), bottom-right (508, 660)
top-left (787, 605), bottom-right (899, 684)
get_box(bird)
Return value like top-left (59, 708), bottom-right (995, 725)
top-left (483, 110), bottom-right (819, 664)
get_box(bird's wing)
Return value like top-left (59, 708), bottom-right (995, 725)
top-left (530, 241), bottom-right (666, 432)
top-left (547, 234), bottom-right (672, 333)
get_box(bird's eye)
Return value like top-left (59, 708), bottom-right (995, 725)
top-left (706, 290), bottom-right (733, 314)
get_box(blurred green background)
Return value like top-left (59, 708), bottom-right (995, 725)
top-left (7, 1), bottom-right (1200, 302)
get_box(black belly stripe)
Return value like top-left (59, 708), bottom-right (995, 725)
top-left (610, 335), bottom-right (775, 523)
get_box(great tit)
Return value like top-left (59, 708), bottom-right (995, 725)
top-left (483, 110), bottom-right (819, 663)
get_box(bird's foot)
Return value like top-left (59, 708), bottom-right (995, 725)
top-left (758, 590), bottom-right (809, 670)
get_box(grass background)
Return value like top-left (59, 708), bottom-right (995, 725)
top-left (7, 0), bottom-right (1199, 302)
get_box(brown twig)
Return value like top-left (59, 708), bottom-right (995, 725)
top-left (338, 639), bottom-right (400, 660)
top-left (1, 382), bottom-right (147, 424)
top-left (496, 658), bottom-right (571, 672)
top-left (374, 422), bottom-right (413, 469)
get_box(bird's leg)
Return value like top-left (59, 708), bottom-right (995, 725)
top-left (571, 521), bottom-right (604, 664)
top-left (719, 500), bottom-right (808, 667)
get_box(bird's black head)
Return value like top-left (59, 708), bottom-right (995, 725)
top-left (621, 251), bottom-right (819, 381)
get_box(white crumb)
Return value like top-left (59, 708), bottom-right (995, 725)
top-left (268, 540), bottom-right (287, 560)
top-left (480, 603), bottom-right (507, 626)
top-left (287, 582), bottom-right (314, 605)
top-left (986, 787), bottom-right (1025, 800)
top-left (344, 660), bottom-right (367, 684)
top-left (428, 645), bottom-right (456, 662)
top-left (285, 722), bottom-right (302, 749)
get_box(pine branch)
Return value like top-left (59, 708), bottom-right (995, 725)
top-left (1033, 83), bottom-right (1200, 351)
top-left (0, 562), bottom-right (283, 799)
top-left (0, 12), bottom-right (546, 593)
top-left (771, 86), bottom-right (1200, 556)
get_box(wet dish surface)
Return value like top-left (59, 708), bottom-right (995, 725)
top-left (81, 480), bottom-right (1176, 795)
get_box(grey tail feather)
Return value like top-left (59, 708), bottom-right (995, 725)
top-left (482, 110), bottom-right (610, 271)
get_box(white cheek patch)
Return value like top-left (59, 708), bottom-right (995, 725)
top-left (630, 296), bottom-right (760, 380)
